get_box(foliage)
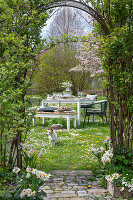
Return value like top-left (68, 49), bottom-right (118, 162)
top-left (88, 0), bottom-right (133, 160)
top-left (0, 0), bottom-right (49, 168)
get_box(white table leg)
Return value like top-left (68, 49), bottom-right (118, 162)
top-left (77, 101), bottom-right (80, 126)
top-left (41, 100), bottom-right (44, 107)
top-left (67, 116), bottom-right (70, 130)
top-left (42, 117), bottom-right (45, 124)
top-left (32, 117), bottom-right (35, 126)
top-left (58, 102), bottom-right (60, 108)
top-left (73, 116), bottom-right (76, 128)
top-left (93, 115), bottom-right (96, 122)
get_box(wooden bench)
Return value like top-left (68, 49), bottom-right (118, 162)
top-left (29, 111), bottom-right (77, 130)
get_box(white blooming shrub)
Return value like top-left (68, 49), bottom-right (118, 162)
top-left (11, 166), bottom-right (50, 199)
top-left (19, 142), bottom-right (43, 168)
top-left (121, 175), bottom-right (133, 193)
top-left (91, 138), bottom-right (133, 195)
top-left (7, 141), bottom-right (51, 199)
top-left (105, 173), bottom-right (120, 183)
top-left (101, 148), bottom-right (113, 165)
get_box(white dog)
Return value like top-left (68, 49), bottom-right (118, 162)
top-left (46, 128), bottom-right (57, 146)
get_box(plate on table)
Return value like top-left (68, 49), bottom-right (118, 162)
top-left (55, 107), bottom-right (72, 112)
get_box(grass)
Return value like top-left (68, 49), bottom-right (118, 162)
top-left (26, 118), bottom-right (110, 172)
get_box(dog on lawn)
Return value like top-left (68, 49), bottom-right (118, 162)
top-left (46, 128), bottom-right (57, 146)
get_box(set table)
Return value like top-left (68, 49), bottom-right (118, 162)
top-left (41, 98), bottom-right (94, 126)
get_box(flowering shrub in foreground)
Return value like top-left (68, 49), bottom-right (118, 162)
top-left (91, 138), bottom-right (133, 195)
top-left (121, 175), bottom-right (133, 193)
top-left (11, 166), bottom-right (50, 199)
top-left (1, 141), bottom-right (50, 200)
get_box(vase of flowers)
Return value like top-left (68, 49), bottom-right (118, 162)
top-left (61, 81), bottom-right (72, 97)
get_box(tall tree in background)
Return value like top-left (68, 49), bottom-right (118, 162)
top-left (33, 44), bottom-right (79, 95)
top-left (47, 7), bottom-right (91, 38)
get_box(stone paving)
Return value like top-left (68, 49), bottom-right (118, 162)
top-left (41, 170), bottom-right (113, 200)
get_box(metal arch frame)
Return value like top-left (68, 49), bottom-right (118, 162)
top-left (43, 0), bottom-right (110, 35)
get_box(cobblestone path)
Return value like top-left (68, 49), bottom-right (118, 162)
top-left (42, 170), bottom-right (113, 200)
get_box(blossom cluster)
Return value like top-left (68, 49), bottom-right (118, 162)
top-left (104, 138), bottom-right (111, 144)
top-left (25, 166), bottom-right (51, 181)
top-left (12, 166), bottom-right (51, 199)
top-left (12, 167), bottom-right (20, 174)
top-left (92, 146), bottom-right (104, 155)
top-left (20, 188), bottom-right (36, 198)
top-left (105, 173), bottom-right (120, 182)
top-left (121, 176), bottom-right (133, 192)
top-left (20, 142), bottom-right (43, 158)
top-left (101, 148), bottom-right (113, 164)
top-left (31, 168), bottom-right (51, 181)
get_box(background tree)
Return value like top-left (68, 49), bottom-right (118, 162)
top-left (33, 44), bottom-right (79, 95)
top-left (44, 7), bottom-right (93, 38)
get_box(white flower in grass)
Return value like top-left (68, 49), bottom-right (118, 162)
top-left (27, 148), bottom-right (34, 158)
top-left (32, 168), bottom-right (37, 174)
top-left (12, 167), bottom-right (20, 174)
top-left (31, 191), bottom-right (36, 196)
top-left (120, 187), bottom-right (125, 192)
top-left (100, 146), bottom-right (104, 152)
top-left (20, 189), bottom-right (26, 198)
top-left (26, 173), bottom-right (30, 178)
top-left (104, 150), bottom-right (110, 156)
top-left (101, 156), bottom-right (106, 164)
top-left (109, 153), bottom-right (113, 158)
top-left (26, 188), bottom-right (32, 197)
top-left (26, 166), bottom-right (31, 173)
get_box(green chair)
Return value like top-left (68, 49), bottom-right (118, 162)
top-left (83, 100), bottom-right (108, 127)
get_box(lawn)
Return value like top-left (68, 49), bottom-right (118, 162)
top-left (26, 119), bottom-right (110, 172)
